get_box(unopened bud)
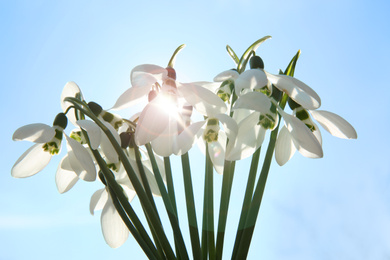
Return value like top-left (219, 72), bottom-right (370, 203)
top-left (250, 55), bottom-right (264, 69)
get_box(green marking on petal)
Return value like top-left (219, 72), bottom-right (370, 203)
top-left (258, 114), bottom-right (276, 130)
top-left (203, 118), bottom-right (220, 143)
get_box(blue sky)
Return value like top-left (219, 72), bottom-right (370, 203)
top-left (1, 0), bottom-right (390, 259)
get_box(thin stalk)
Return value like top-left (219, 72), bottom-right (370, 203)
top-left (231, 147), bottom-right (261, 259)
top-left (92, 150), bottom-right (159, 259)
top-left (234, 129), bottom-right (278, 260)
top-left (233, 94), bottom-right (289, 259)
top-left (181, 152), bottom-right (202, 260)
top-left (215, 160), bottom-right (236, 260)
top-left (164, 156), bottom-right (181, 258)
top-left (145, 144), bottom-right (190, 260)
top-left (203, 144), bottom-right (216, 260)
top-left (133, 145), bottom-right (166, 259)
top-left (66, 98), bottom-right (176, 259)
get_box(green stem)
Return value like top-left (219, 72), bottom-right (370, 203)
top-left (234, 129), bottom-right (278, 260)
top-left (133, 145), bottom-right (166, 259)
top-left (164, 156), bottom-right (181, 258)
top-left (202, 144), bottom-right (216, 260)
top-left (181, 152), bottom-right (202, 260)
top-left (231, 147), bottom-right (261, 259)
top-left (215, 160), bottom-right (236, 260)
top-left (92, 150), bottom-right (159, 259)
top-left (145, 144), bottom-right (190, 260)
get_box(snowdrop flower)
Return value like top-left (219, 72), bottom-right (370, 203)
top-left (188, 114), bottom-right (238, 174)
top-left (275, 106), bottom-right (357, 165)
top-left (12, 113), bottom-right (96, 181)
top-left (214, 55), bottom-right (321, 110)
top-left (112, 64), bottom-right (226, 156)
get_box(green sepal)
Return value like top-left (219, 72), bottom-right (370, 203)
top-left (167, 44), bottom-right (186, 68)
top-left (237, 36), bottom-right (272, 73)
top-left (226, 45), bottom-right (240, 66)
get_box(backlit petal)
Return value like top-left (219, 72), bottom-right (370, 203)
top-left (279, 109), bottom-right (323, 158)
top-left (275, 126), bottom-right (296, 166)
top-left (175, 121), bottom-right (205, 155)
top-left (178, 83), bottom-right (227, 116)
top-left (101, 195), bottom-right (129, 248)
top-left (310, 110), bottom-right (357, 139)
top-left (213, 70), bottom-right (239, 82)
top-left (55, 155), bottom-right (79, 193)
top-left (12, 123), bottom-right (55, 143)
top-left (225, 112), bottom-right (266, 161)
top-left (235, 69), bottom-right (268, 95)
top-left (65, 135), bottom-right (96, 181)
top-left (134, 96), bottom-right (170, 146)
top-left (90, 188), bottom-right (108, 215)
top-left (233, 91), bottom-right (272, 114)
top-left (61, 81), bottom-right (83, 126)
top-left (100, 122), bottom-right (121, 164)
top-left (208, 132), bottom-right (227, 175)
top-left (111, 86), bottom-right (150, 110)
top-left (77, 120), bottom-right (101, 150)
top-left (215, 113), bottom-right (238, 141)
top-left (266, 72), bottom-right (321, 110)
top-left (11, 144), bottom-right (52, 178)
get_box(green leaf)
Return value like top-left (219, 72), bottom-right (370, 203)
top-left (283, 49), bottom-right (301, 76)
top-left (167, 44), bottom-right (186, 68)
top-left (226, 45), bottom-right (240, 66)
top-left (237, 36), bottom-right (272, 73)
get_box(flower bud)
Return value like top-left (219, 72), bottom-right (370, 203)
top-left (88, 102), bottom-right (103, 116)
top-left (53, 113), bottom-right (68, 129)
top-left (250, 55), bottom-right (264, 69)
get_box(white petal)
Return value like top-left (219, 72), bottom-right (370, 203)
top-left (279, 110), bottom-right (323, 158)
top-left (61, 81), bottom-right (83, 126)
top-left (90, 188), bottom-right (108, 215)
top-left (275, 126), bottom-right (296, 166)
top-left (11, 144), bottom-right (52, 178)
top-left (178, 83), bottom-right (227, 116)
top-left (193, 81), bottom-right (224, 93)
top-left (213, 70), bottom-right (239, 82)
top-left (131, 64), bottom-right (167, 83)
top-left (175, 121), bottom-right (205, 155)
top-left (111, 86), bottom-right (150, 110)
top-left (310, 110), bottom-right (357, 139)
top-left (12, 123), bottom-right (55, 143)
top-left (55, 155), bottom-right (79, 193)
top-left (214, 113), bottom-right (238, 141)
top-left (151, 125), bottom-right (177, 157)
top-left (266, 72), bottom-right (321, 110)
top-left (101, 195), bottom-right (129, 248)
top-left (235, 69), bottom-right (268, 95)
top-left (208, 132), bottom-right (227, 175)
top-left (76, 120), bottom-right (101, 150)
top-left (225, 112), bottom-right (266, 161)
top-left (100, 122), bottom-right (121, 164)
top-left (233, 91), bottom-right (273, 114)
top-left (134, 96), bottom-right (170, 146)
top-left (65, 135), bottom-right (96, 181)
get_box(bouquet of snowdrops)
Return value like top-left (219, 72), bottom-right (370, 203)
top-left (11, 36), bottom-right (357, 260)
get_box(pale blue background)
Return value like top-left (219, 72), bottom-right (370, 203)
top-left (1, 0), bottom-right (389, 259)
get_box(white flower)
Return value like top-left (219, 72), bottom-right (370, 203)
top-left (275, 107), bottom-right (357, 166)
top-left (112, 64), bottom-right (226, 156)
top-left (214, 56), bottom-right (321, 110)
top-left (12, 113), bottom-right (96, 181)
